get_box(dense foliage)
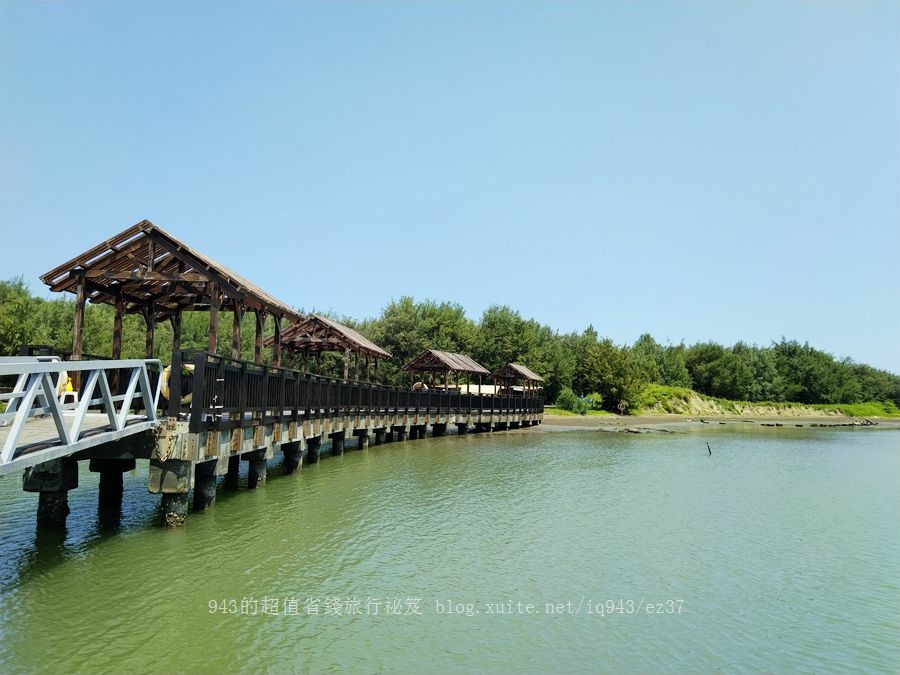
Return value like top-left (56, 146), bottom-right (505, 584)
top-left (2, 277), bottom-right (898, 411)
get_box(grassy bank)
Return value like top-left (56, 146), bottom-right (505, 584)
top-left (543, 406), bottom-right (611, 417)
top-left (632, 385), bottom-right (900, 418)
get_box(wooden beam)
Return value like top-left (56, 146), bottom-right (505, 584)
top-left (83, 270), bottom-right (208, 282)
top-left (343, 348), bottom-right (349, 382)
top-left (143, 303), bottom-right (155, 358)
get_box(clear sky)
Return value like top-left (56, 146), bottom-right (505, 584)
top-left (1, 0), bottom-right (898, 372)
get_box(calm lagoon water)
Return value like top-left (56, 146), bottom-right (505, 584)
top-left (0, 426), bottom-right (897, 673)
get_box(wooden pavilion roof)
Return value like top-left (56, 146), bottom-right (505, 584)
top-left (266, 314), bottom-right (391, 359)
top-left (491, 362), bottom-right (544, 382)
top-left (39, 220), bottom-right (302, 322)
top-left (403, 349), bottom-right (489, 375)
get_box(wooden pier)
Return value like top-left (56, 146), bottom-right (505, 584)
top-left (2, 220), bottom-right (544, 528)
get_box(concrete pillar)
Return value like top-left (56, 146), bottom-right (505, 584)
top-left (456, 423), bottom-right (469, 435)
top-left (383, 428), bottom-right (393, 443)
top-left (433, 423), bottom-right (447, 437)
top-left (224, 455), bottom-right (240, 489)
top-left (37, 492), bottom-right (70, 528)
top-left (161, 493), bottom-right (189, 527)
top-left (306, 437), bottom-right (321, 464)
top-left (193, 461), bottom-right (218, 512)
top-left (23, 458), bottom-right (78, 529)
top-left (374, 428), bottom-right (386, 446)
top-left (354, 430), bottom-right (369, 450)
top-left (246, 450), bottom-right (267, 489)
top-left (89, 458), bottom-right (135, 514)
top-left (282, 443), bottom-right (302, 474)
top-left (393, 426), bottom-right (407, 442)
top-left (148, 459), bottom-right (193, 527)
top-left (330, 431), bottom-right (345, 456)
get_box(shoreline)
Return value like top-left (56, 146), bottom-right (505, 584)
top-left (537, 413), bottom-right (900, 433)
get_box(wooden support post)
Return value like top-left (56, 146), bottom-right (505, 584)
top-left (374, 357), bottom-right (379, 382)
top-left (112, 290), bottom-right (124, 360)
top-left (365, 353), bottom-right (370, 382)
top-left (171, 311), bottom-right (182, 358)
top-left (208, 284), bottom-right (220, 354)
top-left (143, 304), bottom-right (155, 358)
top-left (354, 350), bottom-right (360, 383)
top-left (272, 316), bottom-right (282, 367)
top-left (71, 276), bottom-right (86, 388)
top-left (168, 311), bottom-right (183, 417)
top-left (343, 348), bottom-right (350, 382)
top-left (254, 309), bottom-right (267, 364)
top-left (232, 303), bottom-right (244, 359)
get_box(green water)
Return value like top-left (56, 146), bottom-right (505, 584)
top-left (0, 427), bottom-right (898, 673)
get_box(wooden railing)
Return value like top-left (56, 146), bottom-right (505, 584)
top-left (170, 351), bottom-right (543, 434)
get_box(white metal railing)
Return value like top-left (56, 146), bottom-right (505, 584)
top-left (0, 357), bottom-right (162, 474)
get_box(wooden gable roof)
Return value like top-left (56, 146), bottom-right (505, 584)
top-left (491, 362), bottom-right (544, 382)
top-left (268, 314), bottom-right (391, 358)
top-left (39, 220), bottom-right (301, 321)
top-left (403, 349), bottom-right (489, 375)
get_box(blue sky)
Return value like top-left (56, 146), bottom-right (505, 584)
top-left (1, 0), bottom-right (898, 372)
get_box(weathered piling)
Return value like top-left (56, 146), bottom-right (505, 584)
top-left (246, 450), bottom-right (268, 489)
top-left (282, 442), bottom-right (302, 474)
top-left (193, 461), bottom-right (218, 511)
top-left (24, 458), bottom-right (78, 529)
top-left (330, 431), bottom-right (345, 456)
top-left (306, 436), bottom-right (321, 464)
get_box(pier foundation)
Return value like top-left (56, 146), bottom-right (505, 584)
top-left (224, 455), bottom-right (240, 489)
top-left (282, 442), bottom-right (302, 474)
top-left (90, 458), bottom-right (135, 516)
top-left (161, 493), bottom-right (189, 526)
top-left (353, 430), bottom-right (369, 450)
top-left (393, 426), bottom-right (407, 442)
top-left (193, 461), bottom-right (218, 512)
top-left (306, 437), bottom-right (321, 464)
top-left (330, 431), bottom-right (345, 456)
top-left (246, 450), bottom-right (267, 489)
top-left (432, 423), bottom-right (447, 437)
top-left (373, 428), bottom-right (386, 446)
top-left (24, 458), bottom-right (78, 529)
top-left (149, 459), bottom-right (193, 527)
top-left (456, 423), bottom-right (468, 435)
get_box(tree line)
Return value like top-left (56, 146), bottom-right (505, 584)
top-left (2, 277), bottom-right (898, 410)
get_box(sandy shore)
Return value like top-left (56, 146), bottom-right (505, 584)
top-left (538, 413), bottom-right (900, 433)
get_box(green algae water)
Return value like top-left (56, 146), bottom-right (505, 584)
top-left (0, 427), bottom-right (898, 673)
